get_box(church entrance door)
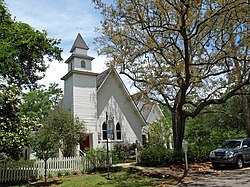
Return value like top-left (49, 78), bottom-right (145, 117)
top-left (80, 134), bottom-right (92, 150)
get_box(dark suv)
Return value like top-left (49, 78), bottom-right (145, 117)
top-left (209, 138), bottom-right (250, 169)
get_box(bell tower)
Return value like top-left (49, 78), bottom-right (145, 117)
top-left (61, 34), bottom-right (98, 148)
top-left (67, 33), bottom-right (93, 72)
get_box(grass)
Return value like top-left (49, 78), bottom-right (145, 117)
top-left (5, 167), bottom-right (173, 187)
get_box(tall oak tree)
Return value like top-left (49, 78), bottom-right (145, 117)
top-left (93, 0), bottom-right (250, 150)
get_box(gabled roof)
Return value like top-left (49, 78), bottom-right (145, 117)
top-left (132, 93), bottom-right (164, 122)
top-left (132, 93), bottom-right (154, 121)
top-left (96, 68), bottom-right (147, 126)
top-left (70, 33), bottom-right (89, 52)
top-left (140, 102), bottom-right (154, 121)
top-left (96, 68), bottom-right (110, 89)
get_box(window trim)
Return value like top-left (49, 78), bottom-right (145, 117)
top-left (81, 60), bottom-right (86, 68)
top-left (102, 122), bottom-right (107, 140)
top-left (116, 122), bottom-right (122, 140)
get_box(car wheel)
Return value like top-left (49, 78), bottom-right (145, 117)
top-left (236, 157), bottom-right (244, 169)
top-left (212, 163), bottom-right (220, 169)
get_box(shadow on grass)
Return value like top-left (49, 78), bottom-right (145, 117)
top-left (98, 167), bottom-right (172, 187)
top-left (1, 179), bottom-right (63, 187)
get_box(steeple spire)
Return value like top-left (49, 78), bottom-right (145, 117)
top-left (70, 33), bottom-right (89, 52)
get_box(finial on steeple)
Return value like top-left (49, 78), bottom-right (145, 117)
top-left (70, 33), bottom-right (89, 52)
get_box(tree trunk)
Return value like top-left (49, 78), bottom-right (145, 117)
top-left (44, 160), bottom-right (47, 185)
top-left (172, 110), bottom-right (186, 150)
top-left (242, 95), bottom-right (250, 136)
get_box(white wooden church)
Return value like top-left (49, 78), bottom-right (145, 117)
top-left (61, 34), bottom-right (150, 154)
top-left (25, 34), bottom-right (169, 159)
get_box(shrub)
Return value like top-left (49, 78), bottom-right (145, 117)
top-left (112, 143), bottom-right (142, 164)
top-left (48, 173), bottom-right (53, 178)
top-left (64, 171), bottom-right (70, 176)
top-left (138, 147), bottom-right (174, 166)
top-left (57, 171), bottom-right (63, 177)
top-left (0, 153), bottom-right (13, 163)
top-left (85, 148), bottom-right (107, 170)
top-left (113, 143), bottom-right (129, 161)
top-left (128, 143), bottom-right (142, 157)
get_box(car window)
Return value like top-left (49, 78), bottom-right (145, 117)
top-left (242, 140), bottom-right (248, 147)
top-left (223, 140), bottom-right (241, 148)
top-left (247, 139), bottom-right (250, 147)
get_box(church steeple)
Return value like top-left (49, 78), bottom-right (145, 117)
top-left (70, 33), bottom-right (89, 52)
top-left (63, 33), bottom-right (95, 73)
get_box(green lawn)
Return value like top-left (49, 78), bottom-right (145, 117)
top-left (53, 172), bottom-right (167, 187)
top-left (8, 167), bottom-right (173, 187)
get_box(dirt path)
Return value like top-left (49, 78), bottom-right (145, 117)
top-left (115, 162), bottom-right (250, 187)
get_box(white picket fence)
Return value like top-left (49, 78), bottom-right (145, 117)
top-left (0, 156), bottom-right (97, 183)
top-left (0, 160), bottom-right (37, 183)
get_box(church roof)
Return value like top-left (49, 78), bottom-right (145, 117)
top-left (131, 94), bottom-right (155, 121)
top-left (96, 68), bottom-right (110, 89)
top-left (70, 33), bottom-right (89, 52)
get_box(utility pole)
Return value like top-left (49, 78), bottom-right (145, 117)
top-left (106, 111), bottom-right (110, 179)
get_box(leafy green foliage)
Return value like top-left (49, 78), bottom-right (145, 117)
top-left (0, 1), bottom-right (62, 160)
top-left (85, 148), bottom-right (107, 170)
top-left (43, 107), bottom-right (86, 157)
top-left (185, 101), bottom-right (247, 163)
top-left (31, 129), bottom-right (60, 161)
top-left (139, 147), bottom-right (175, 167)
top-left (20, 83), bottom-right (63, 123)
top-left (147, 115), bottom-right (172, 149)
top-left (113, 144), bottom-right (129, 162)
top-left (0, 0), bottom-right (62, 88)
top-left (112, 143), bottom-right (142, 163)
top-left (0, 85), bottom-right (40, 160)
top-left (31, 128), bottom-right (61, 184)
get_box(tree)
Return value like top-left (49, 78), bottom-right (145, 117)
top-left (0, 0), bottom-right (62, 88)
top-left (184, 102), bottom-right (247, 162)
top-left (0, 0), bottom-right (62, 159)
top-left (147, 111), bottom-right (172, 149)
top-left (0, 85), bottom-right (40, 160)
top-left (31, 129), bottom-right (60, 184)
top-left (44, 107), bottom-right (86, 157)
top-left (93, 0), bottom-right (250, 150)
top-left (20, 83), bottom-right (63, 123)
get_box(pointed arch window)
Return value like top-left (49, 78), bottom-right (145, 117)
top-left (102, 122), bottom-right (107, 140)
top-left (116, 123), bottom-right (121, 140)
top-left (81, 60), bottom-right (86, 68)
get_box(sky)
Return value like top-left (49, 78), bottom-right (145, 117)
top-left (5, 0), bottom-right (111, 90)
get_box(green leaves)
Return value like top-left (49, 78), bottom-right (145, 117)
top-left (20, 83), bottom-right (63, 123)
top-left (0, 85), bottom-right (38, 160)
top-left (0, 1), bottom-right (62, 88)
top-left (31, 129), bottom-right (60, 161)
top-left (0, 83), bottom-right (62, 160)
top-left (43, 107), bottom-right (86, 157)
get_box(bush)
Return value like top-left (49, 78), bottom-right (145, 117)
top-left (57, 171), bottom-right (63, 177)
top-left (113, 144), bottom-right (129, 161)
top-left (85, 148), bottom-right (106, 170)
top-left (138, 147), bottom-right (174, 167)
top-left (112, 143), bottom-right (142, 163)
top-left (0, 153), bottom-right (13, 163)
